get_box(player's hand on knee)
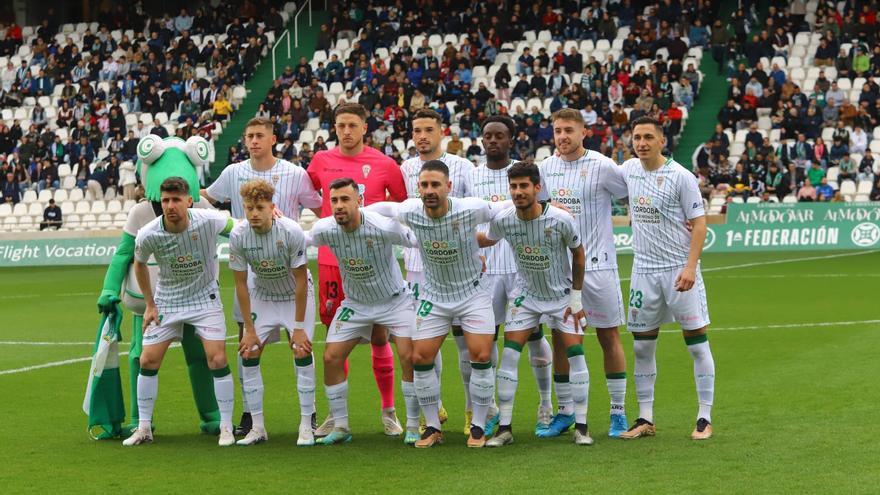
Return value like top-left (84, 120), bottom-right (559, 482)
top-left (142, 306), bottom-right (158, 331)
top-left (290, 329), bottom-right (312, 354)
top-left (675, 266), bottom-right (696, 292)
top-left (239, 330), bottom-right (262, 357)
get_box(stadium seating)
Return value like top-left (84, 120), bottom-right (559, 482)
top-left (0, 2), bottom-right (300, 231)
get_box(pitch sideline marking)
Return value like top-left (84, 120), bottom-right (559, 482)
top-left (2, 319), bottom-right (879, 376)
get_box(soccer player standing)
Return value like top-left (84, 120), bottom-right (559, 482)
top-left (124, 177), bottom-right (237, 447)
top-left (307, 103), bottom-right (408, 436)
top-left (367, 161), bottom-right (509, 448)
top-left (476, 116), bottom-right (554, 434)
top-left (401, 107), bottom-right (474, 431)
top-left (618, 116), bottom-right (716, 441)
top-left (477, 162), bottom-right (594, 447)
top-left (306, 178), bottom-right (421, 445)
top-left (228, 179), bottom-right (318, 446)
top-left (201, 117), bottom-right (322, 436)
top-left (538, 109), bottom-right (630, 438)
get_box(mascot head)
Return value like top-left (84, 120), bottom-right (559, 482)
top-left (136, 135), bottom-right (209, 202)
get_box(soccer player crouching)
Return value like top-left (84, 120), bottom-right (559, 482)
top-left (124, 177), bottom-right (237, 447)
top-left (306, 178), bottom-right (421, 445)
top-left (367, 161), bottom-right (511, 448)
top-left (228, 179), bottom-right (318, 446)
top-left (618, 117), bottom-right (716, 440)
top-left (476, 162), bottom-right (593, 446)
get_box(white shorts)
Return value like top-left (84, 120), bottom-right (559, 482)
top-left (249, 285), bottom-right (317, 345)
top-left (505, 290), bottom-right (578, 335)
top-left (627, 268), bottom-right (711, 332)
top-left (485, 272), bottom-right (517, 326)
top-left (582, 268), bottom-right (626, 328)
top-left (326, 292), bottom-right (415, 344)
top-left (414, 288), bottom-right (495, 340)
top-left (143, 308), bottom-right (227, 345)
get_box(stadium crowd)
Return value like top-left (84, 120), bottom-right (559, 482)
top-left (0, 0), bottom-right (292, 212)
top-left (696, 0), bottom-right (880, 208)
top-left (238, 0), bottom-right (714, 169)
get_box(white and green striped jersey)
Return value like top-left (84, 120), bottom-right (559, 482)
top-left (307, 210), bottom-right (417, 304)
top-left (228, 217), bottom-right (309, 302)
top-left (470, 161), bottom-right (518, 274)
top-left (539, 150), bottom-right (628, 271)
top-left (206, 158), bottom-right (322, 219)
top-left (620, 157), bottom-right (706, 274)
top-left (400, 153), bottom-right (475, 273)
top-left (134, 209), bottom-right (233, 313)
top-left (487, 204), bottom-right (581, 301)
top-left (369, 197), bottom-right (506, 303)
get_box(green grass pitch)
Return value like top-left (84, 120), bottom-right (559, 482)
top-left (1, 250), bottom-right (878, 493)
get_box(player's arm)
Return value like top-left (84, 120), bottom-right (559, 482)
top-left (199, 188), bottom-right (219, 205)
top-left (603, 159), bottom-right (629, 200)
top-left (564, 244), bottom-right (587, 331)
top-left (676, 174), bottom-right (708, 292)
top-left (478, 217), bottom-right (504, 248)
top-left (385, 159), bottom-right (408, 201)
top-left (232, 269), bottom-right (260, 356)
top-left (133, 259), bottom-right (157, 330)
top-left (364, 200), bottom-right (402, 218)
top-left (677, 215), bottom-right (706, 292)
top-left (289, 264), bottom-right (312, 354)
top-left (297, 172), bottom-right (324, 218)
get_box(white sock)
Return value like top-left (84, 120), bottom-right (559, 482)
top-left (607, 374), bottom-right (627, 416)
top-left (401, 380), bottom-right (420, 429)
top-left (295, 355), bottom-right (317, 419)
top-left (489, 340), bottom-right (499, 410)
top-left (567, 347), bottom-right (590, 425)
top-left (554, 375), bottom-right (573, 416)
top-left (212, 368), bottom-right (235, 430)
top-left (241, 360), bottom-right (264, 429)
top-left (136, 370), bottom-right (158, 429)
top-left (433, 349), bottom-right (444, 410)
top-left (687, 338), bottom-right (715, 423)
top-left (415, 365), bottom-right (441, 429)
top-left (325, 381), bottom-right (349, 430)
top-left (633, 337), bottom-right (658, 423)
top-left (453, 334), bottom-right (472, 410)
top-left (497, 344), bottom-right (521, 426)
top-left (469, 362), bottom-right (495, 430)
top-left (527, 336), bottom-right (553, 408)
top-left (237, 354), bottom-right (250, 414)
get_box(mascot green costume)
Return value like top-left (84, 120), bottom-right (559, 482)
top-left (96, 134), bottom-right (221, 436)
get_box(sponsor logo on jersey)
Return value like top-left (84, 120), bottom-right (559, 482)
top-left (483, 193), bottom-right (509, 202)
top-left (514, 244), bottom-right (551, 270)
top-left (631, 196), bottom-right (660, 224)
top-left (342, 257), bottom-right (375, 280)
top-left (421, 239), bottom-right (460, 264)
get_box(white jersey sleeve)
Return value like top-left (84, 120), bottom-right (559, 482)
top-left (227, 221), bottom-right (249, 272)
top-left (206, 166), bottom-right (234, 203)
top-left (680, 171), bottom-right (706, 220)
top-left (602, 159), bottom-right (629, 200)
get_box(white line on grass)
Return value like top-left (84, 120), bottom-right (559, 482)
top-left (619, 250), bottom-right (879, 281)
top-left (3, 319), bottom-right (879, 376)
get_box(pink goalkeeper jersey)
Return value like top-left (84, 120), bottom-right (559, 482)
top-left (308, 146), bottom-right (407, 265)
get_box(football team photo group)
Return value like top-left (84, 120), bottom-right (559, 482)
top-left (118, 104), bottom-right (716, 449)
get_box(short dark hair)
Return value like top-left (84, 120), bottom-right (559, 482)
top-left (329, 177), bottom-right (359, 192)
top-left (420, 159), bottom-right (449, 177)
top-left (507, 161), bottom-right (541, 185)
top-left (630, 116), bottom-right (663, 133)
top-left (334, 102), bottom-right (368, 121)
top-left (411, 108), bottom-right (442, 124)
top-left (481, 115), bottom-right (516, 137)
top-left (160, 177), bottom-right (190, 194)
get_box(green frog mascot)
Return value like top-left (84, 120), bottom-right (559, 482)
top-left (96, 134), bottom-right (221, 437)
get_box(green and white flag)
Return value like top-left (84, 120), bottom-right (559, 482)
top-left (83, 306), bottom-right (125, 439)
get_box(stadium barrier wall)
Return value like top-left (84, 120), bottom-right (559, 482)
top-left (1, 203), bottom-right (878, 266)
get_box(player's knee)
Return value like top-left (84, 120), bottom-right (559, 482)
top-left (596, 327), bottom-right (621, 347)
top-left (323, 348), bottom-right (344, 367)
top-left (370, 331), bottom-right (389, 346)
top-left (469, 348), bottom-right (491, 363)
top-left (206, 353), bottom-right (227, 370)
top-left (412, 349), bottom-right (434, 365)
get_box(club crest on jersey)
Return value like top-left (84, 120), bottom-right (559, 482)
top-left (544, 227), bottom-right (553, 239)
top-left (335, 320), bottom-right (343, 331)
top-left (276, 240), bottom-right (284, 249)
top-left (362, 164), bottom-right (371, 178)
top-left (580, 169), bottom-right (588, 177)
top-left (451, 220), bottom-right (460, 231)
top-left (272, 175), bottom-right (280, 184)
top-left (630, 308), bottom-right (639, 320)
top-left (366, 238), bottom-right (374, 249)
top-left (191, 232), bottom-right (199, 241)
top-left (656, 177), bottom-right (665, 187)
